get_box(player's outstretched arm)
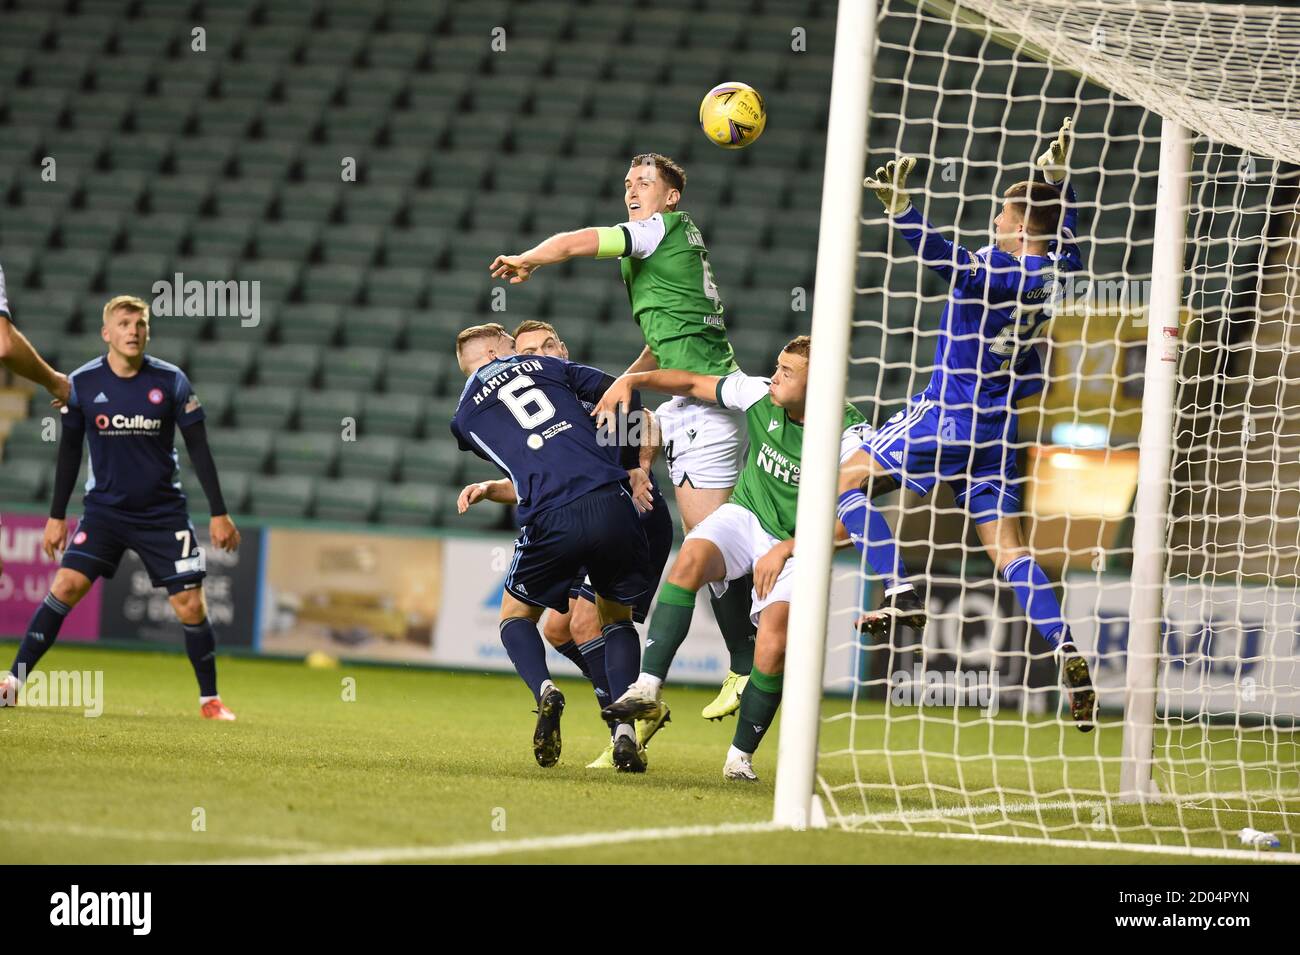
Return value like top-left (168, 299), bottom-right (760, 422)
top-left (457, 478), bottom-right (516, 513)
top-left (489, 228), bottom-right (602, 284)
top-left (592, 368), bottom-right (718, 428)
top-left (179, 420), bottom-right (240, 552)
top-left (0, 262), bottom-right (68, 402)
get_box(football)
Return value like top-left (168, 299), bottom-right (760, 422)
top-left (699, 81), bottom-right (767, 149)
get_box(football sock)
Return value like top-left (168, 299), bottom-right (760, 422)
top-left (709, 574), bottom-right (756, 674)
top-left (499, 618), bottom-right (552, 702)
top-left (10, 593), bottom-right (72, 679)
top-left (182, 618), bottom-right (219, 698)
top-left (576, 635), bottom-right (612, 710)
top-left (553, 639), bottom-right (591, 679)
top-left (1001, 555), bottom-right (1067, 649)
top-left (837, 489), bottom-right (913, 593)
top-left (640, 582), bottom-right (697, 680)
top-left (600, 621), bottom-right (641, 706)
top-left (732, 666), bottom-right (784, 755)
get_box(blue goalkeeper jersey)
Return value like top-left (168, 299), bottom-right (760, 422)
top-left (63, 354), bottom-right (206, 520)
top-left (892, 183), bottom-right (1081, 422)
top-left (450, 355), bottom-right (632, 524)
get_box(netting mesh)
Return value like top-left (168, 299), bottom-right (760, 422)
top-left (816, 0), bottom-right (1300, 856)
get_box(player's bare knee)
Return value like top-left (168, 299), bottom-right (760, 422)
top-left (169, 587), bottom-right (206, 625)
top-left (541, 611), bottom-right (571, 647)
top-left (995, 550), bottom-right (1031, 576)
top-left (49, 569), bottom-right (92, 607)
top-left (667, 547), bottom-right (712, 592)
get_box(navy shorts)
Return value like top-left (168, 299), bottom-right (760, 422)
top-left (569, 488), bottom-right (675, 622)
top-left (63, 511), bottom-right (206, 595)
top-left (507, 483), bottom-right (651, 614)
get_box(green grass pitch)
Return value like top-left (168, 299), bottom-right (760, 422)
top-left (1, 645), bottom-right (1289, 864)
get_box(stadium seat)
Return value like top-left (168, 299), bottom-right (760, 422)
top-left (0, 459), bottom-right (48, 502)
top-left (232, 385), bottom-right (299, 431)
top-left (399, 438), bottom-right (461, 485)
top-left (341, 306), bottom-right (407, 348)
top-left (253, 344), bottom-right (321, 388)
top-left (375, 481), bottom-right (440, 526)
top-left (278, 304), bottom-right (342, 347)
top-left (336, 434), bottom-right (402, 480)
top-left (249, 474), bottom-right (316, 519)
top-left (321, 347), bottom-right (386, 392)
top-left (361, 393), bottom-right (425, 439)
top-left (187, 341), bottom-right (255, 387)
top-left (383, 350), bottom-right (447, 397)
top-left (298, 390), bottom-right (364, 434)
top-left (314, 477), bottom-right (379, 523)
top-left (273, 431), bottom-right (340, 479)
top-left (209, 427), bottom-right (273, 474)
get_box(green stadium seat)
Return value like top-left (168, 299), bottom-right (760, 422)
top-left (461, 453), bottom-right (503, 487)
top-left (430, 37), bottom-right (486, 76)
top-left (276, 183), bottom-right (342, 224)
top-left (386, 110), bottom-right (450, 149)
top-left (406, 310), bottom-right (471, 352)
top-left (2, 418), bottom-right (61, 464)
top-left (104, 252), bottom-right (171, 298)
top-left (188, 341), bottom-right (255, 387)
top-left (383, 227), bottom-right (447, 269)
top-left (361, 392), bottom-right (424, 438)
top-left (446, 500), bottom-right (509, 531)
top-left (239, 25), bottom-right (305, 63)
top-left (364, 267), bottom-right (427, 309)
top-left (427, 274), bottom-right (488, 312)
top-left (235, 260), bottom-right (300, 302)
top-left (298, 389), bottom-right (363, 434)
top-left (607, 44), bottom-right (671, 83)
top-left (321, 346), bottom-right (386, 391)
top-left (339, 186), bottom-right (408, 228)
top-left (300, 264), bottom-right (365, 305)
top-left (531, 78), bottom-right (592, 117)
top-left (277, 303), bottom-right (342, 346)
top-left (212, 178), bottom-right (278, 219)
top-left (233, 140), bottom-right (300, 182)
top-left (336, 434), bottom-right (401, 480)
top-left (272, 431), bottom-right (340, 479)
top-left (406, 189), bottom-right (470, 229)
top-left (190, 381), bottom-right (234, 426)
top-left (6, 90), bottom-right (69, 130)
top-left (365, 147), bottom-right (429, 190)
top-left (360, 34), bottom-right (427, 70)
top-left (470, 191), bottom-right (532, 233)
top-left (249, 474), bottom-right (316, 519)
top-left (383, 350), bottom-right (447, 397)
top-left (209, 427), bottom-right (273, 474)
top-left (193, 98), bottom-right (258, 139)
top-left (38, 249), bottom-right (103, 293)
top-left (171, 139), bottom-right (235, 178)
top-left (568, 5), bottom-right (629, 42)
top-left (217, 64), bottom-right (282, 101)
top-left (399, 438), bottom-right (461, 485)
top-left (376, 482), bottom-right (439, 527)
top-left (300, 28), bottom-right (366, 67)
top-left (490, 39), bottom-right (552, 79)
top-left (319, 224), bottom-right (382, 266)
top-left (232, 385), bottom-right (299, 431)
top-left (446, 114), bottom-right (512, 153)
top-left (253, 220), bottom-right (320, 263)
top-left (751, 249), bottom-right (815, 289)
top-left (314, 477), bottom-right (379, 523)
top-left (83, 171), bottom-right (147, 213)
top-left (187, 217), bottom-right (253, 259)
top-left (0, 459), bottom-right (47, 502)
top-left (341, 306), bottom-right (406, 348)
top-left (253, 343), bottom-right (321, 387)
top-left (59, 210), bottom-right (125, 251)
top-left (210, 469), bottom-right (250, 513)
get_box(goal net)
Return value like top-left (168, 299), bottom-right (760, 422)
top-left (784, 0), bottom-right (1300, 859)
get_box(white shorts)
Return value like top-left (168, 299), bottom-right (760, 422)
top-left (685, 502), bottom-right (793, 625)
top-left (656, 396), bottom-right (747, 489)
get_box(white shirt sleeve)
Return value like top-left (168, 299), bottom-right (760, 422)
top-left (717, 371), bottom-right (770, 412)
top-left (839, 422), bottom-right (870, 463)
top-left (0, 263), bottom-right (9, 317)
top-left (618, 213), bottom-right (667, 260)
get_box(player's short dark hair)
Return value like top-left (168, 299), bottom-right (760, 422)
top-left (1003, 180), bottom-right (1064, 242)
top-left (782, 335), bottom-right (811, 360)
top-left (512, 319), bottom-right (560, 341)
top-left (455, 322), bottom-right (511, 356)
top-left (628, 153), bottom-right (687, 197)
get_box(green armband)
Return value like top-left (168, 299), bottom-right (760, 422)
top-left (595, 226), bottom-right (629, 259)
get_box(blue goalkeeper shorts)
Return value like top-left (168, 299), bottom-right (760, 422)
top-left (860, 398), bottom-right (1022, 523)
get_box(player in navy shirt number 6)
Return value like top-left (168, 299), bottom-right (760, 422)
top-left (0, 296), bottom-right (241, 720)
top-left (452, 323), bottom-right (652, 773)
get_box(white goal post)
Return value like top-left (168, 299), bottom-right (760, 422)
top-left (777, 0), bottom-right (1300, 858)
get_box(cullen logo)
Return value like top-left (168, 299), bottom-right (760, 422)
top-left (49, 885), bottom-right (151, 935)
top-left (147, 387), bottom-right (164, 405)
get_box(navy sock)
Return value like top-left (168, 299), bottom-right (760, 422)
top-left (182, 617), bottom-right (219, 697)
top-left (553, 639), bottom-right (591, 679)
top-left (499, 617), bottom-right (552, 702)
top-left (601, 620), bottom-right (641, 705)
top-left (1001, 555), bottom-right (1067, 648)
top-left (577, 635), bottom-right (612, 711)
top-left (837, 489), bottom-right (912, 592)
top-left (10, 593), bottom-right (72, 679)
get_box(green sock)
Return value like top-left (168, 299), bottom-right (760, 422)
top-left (709, 573), bottom-right (756, 675)
top-left (641, 582), bottom-right (698, 680)
top-left (733, 667), bottom-right (783, 754)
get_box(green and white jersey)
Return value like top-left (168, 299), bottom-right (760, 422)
top-left (609, 211), bottom-right (739, 376)
top-left (716, 371), bottom-right (868, 541)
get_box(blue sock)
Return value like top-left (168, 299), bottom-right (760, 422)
top-left (837, 490), bottom-right (912, 592)
top-left (499, 617), bottom-right (552, 702)
top-left (182, 617), bottom-right (219, 697)
top-left (1001, 555), bottom-right (1067, 648)
top-left (576, 635), bottom-right (612, 710)
top-left (553, 639), bottom-right (592, 679)
top-left (600, 621), bottom-right (640, 705)
top-left (10, 593), bottom-right (72, 679)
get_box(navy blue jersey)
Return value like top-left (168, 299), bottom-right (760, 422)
top-left (63, 354), bottom-right (205, 520)
top-left (451, 355), bottom-right (630, 523)
top-left (893, 183), bottom-right (1081, 422)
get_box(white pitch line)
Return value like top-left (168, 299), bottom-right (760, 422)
top-left (844, 827), bottom-right (1300, 864)
top-left (190, 820), bottom-right (783, 865)
top-left (0, 819), bottom-right (326, 851)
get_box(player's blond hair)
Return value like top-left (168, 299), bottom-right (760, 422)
top-left (102, 294), bottom-right (150, 324)
top-left (455, 322), bottom-right (512, 371)
top-left (512, 319), bottom-right (560, 341)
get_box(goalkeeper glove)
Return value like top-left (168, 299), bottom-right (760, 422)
top-left (863, 156), bottom-right (916, 216)
top-left (1036, 116), bottom-right (1073, 184)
